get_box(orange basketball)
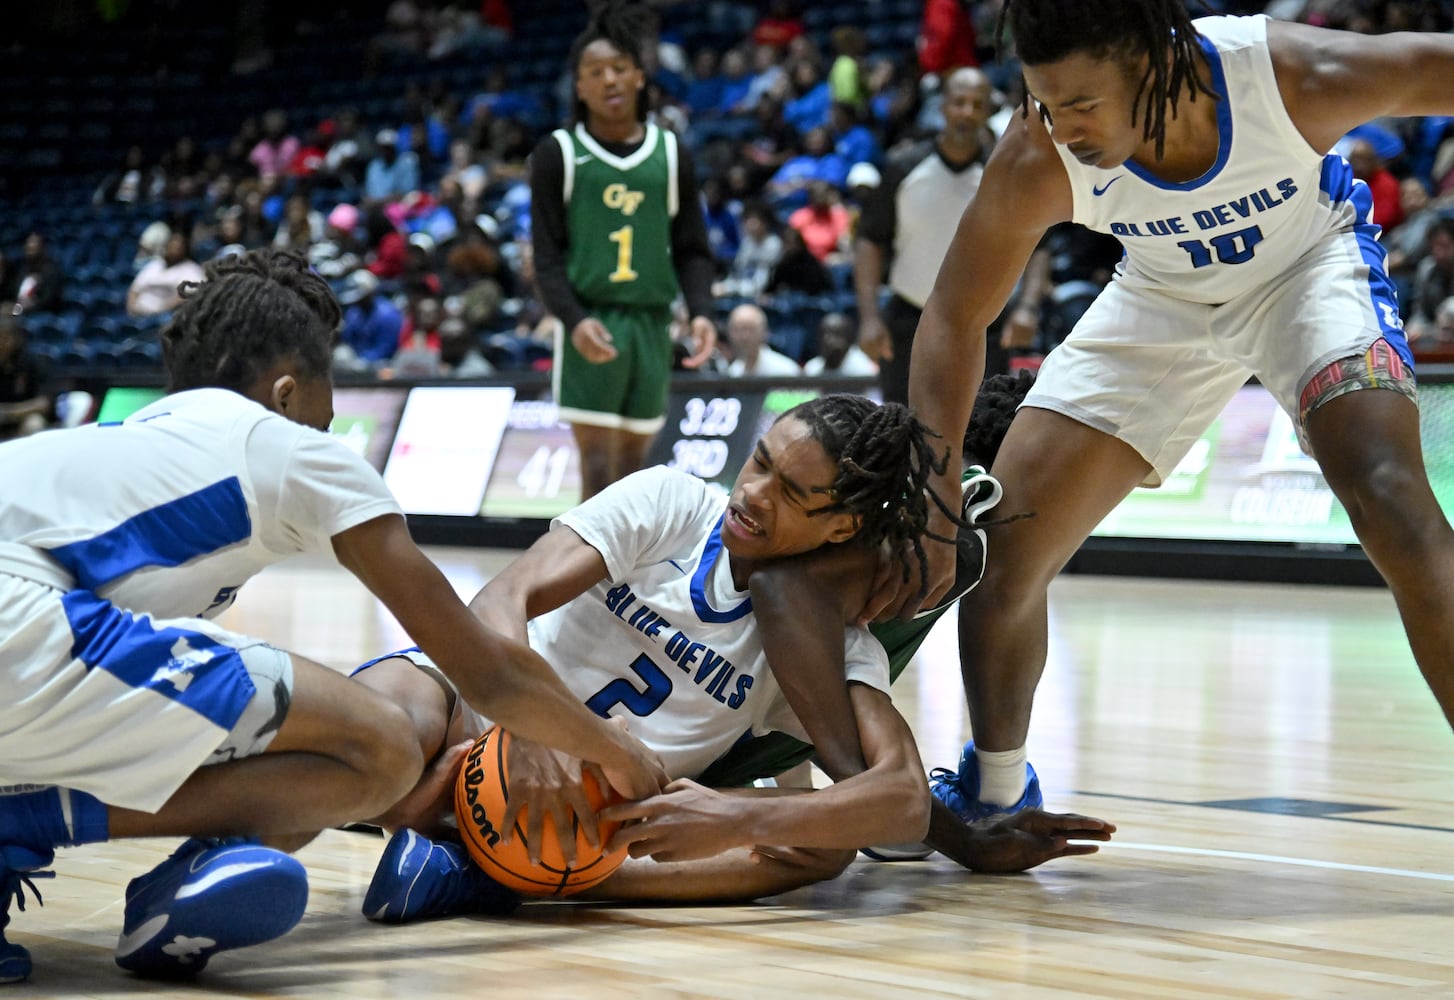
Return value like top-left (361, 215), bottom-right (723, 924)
top-left (453, 725), bottom-right (629, 896)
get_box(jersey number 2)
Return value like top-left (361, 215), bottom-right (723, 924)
top-left (608, 225), bottom-right (638, 282)
top-left (585, 652), bottom-right (672, 718)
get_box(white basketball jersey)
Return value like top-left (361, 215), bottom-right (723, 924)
top-left (0, 388), bottom-right (400, 619)
top-left (454, 466), bottom-right (890, 779)
top-left (1052, 15), bottom-right (1374, 305)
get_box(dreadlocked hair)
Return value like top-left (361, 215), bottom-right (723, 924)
top-left (785, 394), bottom-right (965, 602)
top-left (568, 0), bottom-right (656, 125)
top-left (161, 247), bottom-right (339, 394)
top-left (998, 0), bottom-right (1216, 160)
top-left (964, 369), bottom-right (1036, 470)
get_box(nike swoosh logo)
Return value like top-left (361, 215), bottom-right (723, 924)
top-left (575, 155), bottom-right (593, 165)
top-left (1092, 176), bottom-right (1122, 196)
top-left (115, 915), bottom-right (169, 958)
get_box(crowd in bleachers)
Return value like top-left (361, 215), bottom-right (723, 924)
top-left (7, 0), bottom-right (1454, 435)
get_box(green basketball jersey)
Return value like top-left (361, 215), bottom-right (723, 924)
top-left (554, 122), bottom-right (680, 308)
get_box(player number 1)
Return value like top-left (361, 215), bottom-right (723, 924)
top-left (608, 225), bottom-right (637, 282)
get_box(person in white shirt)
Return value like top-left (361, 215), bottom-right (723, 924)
top-left (803, 311), bottom-right (879, 376)
top-left (0, 249), bottom-right (663, 984)
top-left (725, 303), bottom-right (801, 377)
top-left (126, 231), bottom-right (207, 317)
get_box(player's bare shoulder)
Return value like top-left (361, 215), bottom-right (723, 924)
top-left (980, 111), bottom-right (1072, 232)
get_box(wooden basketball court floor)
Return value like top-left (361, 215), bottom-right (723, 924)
top-left (12, 549), bottom-right (1454, 999)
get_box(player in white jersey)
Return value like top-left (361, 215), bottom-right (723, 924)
top-left (875, 1), bottom-right (1454, 818)
top-left (0, 249), bottom-right (663, 983)
top-left (356, 393), bottom-right (1113, 922)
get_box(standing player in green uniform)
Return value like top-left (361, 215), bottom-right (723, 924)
top-left (531, 2), bottom-right (718, 499)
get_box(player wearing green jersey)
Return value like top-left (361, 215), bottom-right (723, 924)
top-left (531, 3), bottom-right (718, 499)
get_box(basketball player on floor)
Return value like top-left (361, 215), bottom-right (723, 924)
top-left (0, 249), bottom-right (664, 983)
top-left (359, 380), bottom-right (1113, 923)
top-left (863, 2), bottom-right (1454, 821)
top-left (532, 1), bottom-right (717, 499)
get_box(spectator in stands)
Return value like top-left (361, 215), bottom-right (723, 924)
top-left (718, 200), bottom-right (784, 298)
top-left (716, 48), bottom-right (754, 117)
top-left (768, 127), bottom-right (850, 205)
top-left (766, 227), bottom-right (833, 297)
top-left (804, 311), bottom-right (878, 376)
top-left (249, 109), bottom-right (299, 178)
top-left (135, 221), bottom-right (172, 269)
top-left (365, 129), bottom-right (421, 203)
top-left (0, 304), bottom-right (50, 441)
top-left (323, 108), bottom-right (373, 189)
top-left (364, 207), bottom-right (409, 280)
top-left (742, 95), bottom-right (799, 177)
top-left (272, 194), bottom-right (325, 252)
top-left (4, 234), bottom-right (64, 315)
top-left (788, 181), bottom-right (852, 262)
top-left (700, 176), bottom-right (742, 267)
top-left (1434, 295), bottom-right (1454, 349)
top-left (736, 43), bottom-right (789, 114)
top-left (854, 66), bottom-right (995, 403)
top-left (390, 296), bottom-right (445, 378)
top-left (1406, 217), bottom-right (1454, 345)
top-left (1346, 137), bottom-right (1405, 232)
top-left (438, 316), bottom-right (496, 377)
top-left (337, 269), bottom-right (404, 366)
top-left (827, 26), bottom-right (868, 111)
top-left (830, 101), bottom-right (882, 168)
top-left (783, 58), bottom-right (831, 134)
top-left (752, 0), bottom-right (804, 50)
top-left (1386, 177), bottom-right (1444, 289)
top-left (93, 146), bottom-right (157, 206)
top-left (127, 231), bottom-right (206, 318)
top-left (439, 239), bottom-right (496, 324)
top-left (725, 303), bottom-right (801, 377)
top-left (685, 49), bottom-right (725, 118)
top-left (286, 127), bottom-right (331, 180)
top-left (919, 0), bottom-right (978, 75)
top-left (310, 203), bottom-right (364, 280)
top-left (443, 138), bottom-right (489, 204)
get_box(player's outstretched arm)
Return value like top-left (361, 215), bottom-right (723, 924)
top-left (908, 115), bottom-right (1071, 611)
top-left (332, 514), bottom-right (664, 801)
top-left (467, 523), bottom-right (613, 643)
top-left (603, 681), bottom-right (930, 861)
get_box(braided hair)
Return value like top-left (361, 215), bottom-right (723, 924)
top-left (568, 1), bottom-right (656, 126)
top-left (999, 0), bottom-right (1216, 159)
top-left (161, 248), bottom-right (339, 394)
top-left (784, 394), bottom-right (963, 600)
top-left (964, 369), bottom-right (1036, 470)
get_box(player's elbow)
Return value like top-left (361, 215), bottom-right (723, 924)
top-left (875, 762), bottom-right (933, 843)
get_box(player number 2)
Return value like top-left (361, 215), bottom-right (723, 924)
top-left (585, 652), bottom-right (672, 718)
top-left (608, 225), bottom-right (638, 283)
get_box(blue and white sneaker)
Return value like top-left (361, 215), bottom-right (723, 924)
top-left (930, 740), bottom-right (1043, 823)
top-left (0, 846), bottom-right (55, 984)
top-left (114, 838), bottom-right (307, 979)
top-left (363, 829), bottom-right (519, 925)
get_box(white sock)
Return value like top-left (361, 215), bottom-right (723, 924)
top-left (975, 746), bottom-right (1029, 808)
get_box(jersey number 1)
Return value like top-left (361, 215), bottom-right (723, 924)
top-left (608, 225), bottom-right (638, 283)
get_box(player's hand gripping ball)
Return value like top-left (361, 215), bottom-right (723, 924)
top-left (454, 726), bottom-right (629, 896)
